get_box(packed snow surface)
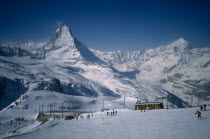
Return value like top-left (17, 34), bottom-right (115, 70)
top-left (2, 108), bottom-right (210, 139)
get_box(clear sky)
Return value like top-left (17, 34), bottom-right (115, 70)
top-left (0, 0), bottom-right (210, 51)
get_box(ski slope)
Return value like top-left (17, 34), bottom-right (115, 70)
top-left (2, 108), bottom-right (210, 139)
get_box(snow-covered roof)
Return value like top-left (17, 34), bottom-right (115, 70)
top-left (135, 102), bottom-right (163, 105)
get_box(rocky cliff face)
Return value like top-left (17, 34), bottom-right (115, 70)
top-left (0, 77), bottom-right (28, 110)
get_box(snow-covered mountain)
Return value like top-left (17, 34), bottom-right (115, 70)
top-left (0, 24), bottom-right (180, 111)
top-left (44, 23), bottom-right (103, 63)
top-left (91, 38), bottom-right (210, 105)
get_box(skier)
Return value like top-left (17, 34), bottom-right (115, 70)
top-left (204, 104), bottom-right (207, 111)
top-left (80, 115), bottom-right (83, 119)
top-left (102, 118), bottom-right (104, 124)
top-left (200, 106), bottom-right (203, 111)
top-left (107, 111), bottom-right (109, 116)
top-left (195, 110), bottom-right (202, 119)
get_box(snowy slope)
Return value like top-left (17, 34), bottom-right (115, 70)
top-left (0, 89), bottom-right (175, 138)
top-left (0, 90), bottom-right (107, 138)
top-left (1, 108), bottom-right (210, 139)
top-left (0, 55), bottom-right (118, 110)
top-left (91, 39), bottom-right (210, 105)
top-left (0, 90), bottom-right (102, 119)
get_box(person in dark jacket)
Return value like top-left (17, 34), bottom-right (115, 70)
top-left (195, 110), bottom-right (202, 119)
top-left (204, 104), bottom-right (207, 111)
top-left (200, 106), bottom-right (203, 111)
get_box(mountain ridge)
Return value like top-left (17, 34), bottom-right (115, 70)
top-left (0, 24), bottom-right (179, 111)
top-left (91, 39), bottom-right (210, 105)
top-left (0, 24), bottom-right (209, 110)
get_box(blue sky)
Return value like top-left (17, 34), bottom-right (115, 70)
top-left (0, 0), bottom-right (210, 51)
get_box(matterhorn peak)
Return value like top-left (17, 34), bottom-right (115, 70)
top-left (55, 23), bottom-right (73, 37)
top-left (45, 23), bottom-right (75, 51)
top-left (43, 23), bottom-right (103, 63)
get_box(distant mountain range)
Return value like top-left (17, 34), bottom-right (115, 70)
top-left (91, 38), bottom-right (210, 105)
top-left (1, 23), bottom-right (209, 110)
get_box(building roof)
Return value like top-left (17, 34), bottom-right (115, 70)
top-left (135, 102), bottom-right (163, 105)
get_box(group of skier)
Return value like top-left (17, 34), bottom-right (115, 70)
top-left (75, 112), bottom-right (94, 120)
top-left (86, 114), bottom-right (91, 119)
top-left (107, 109), bottom-right (117, 116)
top-left (195, 104), bottom-right (208, 119)
top-left (140, 107), bottom-right (146, 112)
top-left (75, 109), bottom-right (118, 124)
top-left (200, 104), bottom-right (207, 111)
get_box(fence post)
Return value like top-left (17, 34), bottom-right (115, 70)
top-left (103, 99), bottom-right (104, 110)
top-left (42, 104), bottom-right (44, 117)
top-left (124, 97), bottom-right (125, 109)
top-left (62, 103), bottom-right (63, 118)
top-left (177, 94), bottom-right (180, 108)
top-left (167, 96), bottom-right (169, 109)
top-left (39, 103), bottom-right (40, 113)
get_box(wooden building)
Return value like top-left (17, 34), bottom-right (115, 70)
top-left (135, 101), bottom-right (164, 110)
